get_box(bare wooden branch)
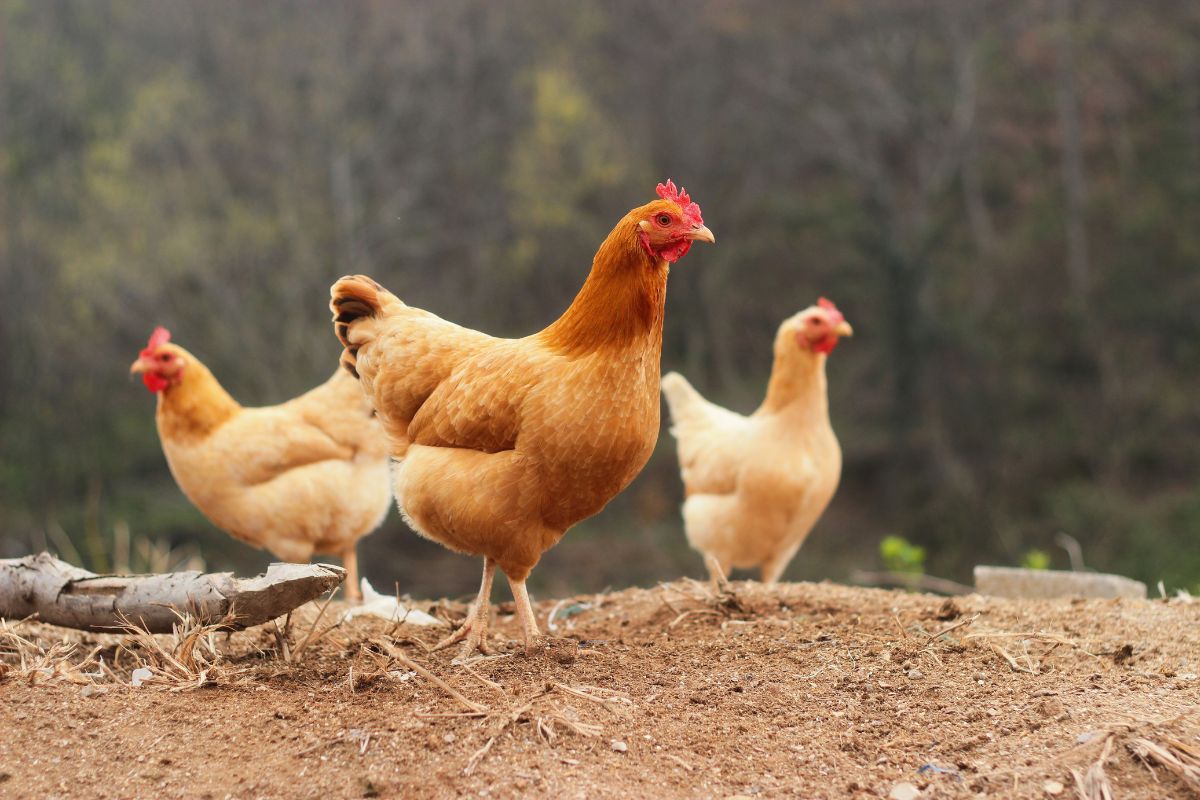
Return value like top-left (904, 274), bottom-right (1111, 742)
top-left (849, 570), bottom-right (974, 596)
top-left (0, 552), bottom-right (345, 633)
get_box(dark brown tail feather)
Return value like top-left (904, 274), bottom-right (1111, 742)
top-left (330, 274), bottom-right (387, 379)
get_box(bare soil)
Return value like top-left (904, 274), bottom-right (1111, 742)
top-left (2, 580), bottom-right (1198, 799)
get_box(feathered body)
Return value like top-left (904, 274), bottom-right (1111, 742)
top-left (132, 330), bottom-right (391, 599)
top-left (331, 181), bottom-right (714, 653)
top-left (662, 301), bottom-right (852, 584)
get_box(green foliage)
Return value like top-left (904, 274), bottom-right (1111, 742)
top-left (1022, 550), bottom-right (1051, 571)
top-left (880, 536), bottom-right (927, 576)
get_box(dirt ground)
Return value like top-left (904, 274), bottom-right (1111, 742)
top-left (2, 579), bottom-right (1198, 800)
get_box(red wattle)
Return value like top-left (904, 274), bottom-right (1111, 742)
top-left (143, 373), bottom-right (169, 393)
top-left (812, 335), bottom-right (839, 355)
top-left (659, 240), bottom-right (692, 263)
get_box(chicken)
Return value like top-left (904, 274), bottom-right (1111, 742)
top-left (661, 299), bottom-right (852, 585)
top-left (330, 180), bottom-right (714, 655)
top-left (130, 327), bottom-right (392, 601)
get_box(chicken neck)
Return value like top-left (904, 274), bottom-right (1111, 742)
top-left (540, 216), bottom-right (669, 356)
top-left (757, 350), bottom-right (830, 422)
top-left (156, 358), bottom-right (241, 442)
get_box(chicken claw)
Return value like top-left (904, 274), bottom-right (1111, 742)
top-left (432, 557), bottom-right (496, 658)
top-left (431, 608), bottom-right (492, 657)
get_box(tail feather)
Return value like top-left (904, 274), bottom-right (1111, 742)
top-left (330, 274), bottom-right (401, 378)
top-left (661, 371), bottom-right (706, 426)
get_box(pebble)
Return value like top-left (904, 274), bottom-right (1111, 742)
top-left (80, 685), bottom-right (107, 698)
top-left (610, 740), bottom-right (627, 753)
top-left (889, 782), bottom-right (922, 800)
top-left (1037, 697), bottom-right (1064, 717)
top-left (1043, 780), bottom-right (1065, 796)
top-left (907, 669), bottom-right (924, 680)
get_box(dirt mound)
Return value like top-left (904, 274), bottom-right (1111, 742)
top-left (2, 580), bottom-right (1198, 799)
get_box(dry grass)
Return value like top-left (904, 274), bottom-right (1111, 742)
top-left (1128, 736), bottom-right (1200, 794)
top-left (113, 609), bottom-right (237, 690)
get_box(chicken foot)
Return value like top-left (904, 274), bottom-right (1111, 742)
top-left (433, 557), bottom-right (496, 657)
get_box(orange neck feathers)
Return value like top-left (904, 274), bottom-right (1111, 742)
top-left (541, 210), bottom-right (669, 355)
top-left (156, 354), bottom-right (240, 442)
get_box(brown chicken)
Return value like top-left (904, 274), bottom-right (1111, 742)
top-left (130, 327), bottom-right (392, 600)
top-left (662, 299), bottom-right (852, 584)
top-left (330, 180), bottom-right (714, 655)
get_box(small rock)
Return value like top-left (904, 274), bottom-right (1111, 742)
top-left (80, 685), bottom-right (107, 698)
top-left (544, 637), bottom-right (579, 665)
top-left (907, 669), bottom-right (924, 680)
top-left (442, 733), bottom-right (456, 743)
top-left (973, 672), bottom-right (988, 683)
top-left (889, 782), bottom-right (922, 800)
top-left (936, 598), bottom-right (962, 621)
top-left (1043, 780), bottom-right (1064, 796)
top-left (610, 740), bottom-right (628, 753)
top-left (1112, 644), bottom-right (1134, 665)
top-left (1037, 698), bottom-right (1064, 718)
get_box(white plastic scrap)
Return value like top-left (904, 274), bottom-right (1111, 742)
top-left (130, 667), bottom-right (153, 688)
top-left (341, 578), bottom-right (443, 626)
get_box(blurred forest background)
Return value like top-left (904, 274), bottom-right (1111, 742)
top-left (1, 0), bottom-right (1198, 598)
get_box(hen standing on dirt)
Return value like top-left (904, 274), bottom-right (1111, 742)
top-left (330, 181), bottom-right (714, 656)
top-left (662, 300), bottom-right (852, 584)
top-left (131, 328), bottom-right (392, 601)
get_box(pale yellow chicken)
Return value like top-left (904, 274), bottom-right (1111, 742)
top-left (131, 327), bottom-right (392, 600)
top-left (662, 299), bottom-right (852, 584)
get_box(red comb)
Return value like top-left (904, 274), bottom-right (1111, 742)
top-left (141, 326), bottom-right (171, 357)
top-left (656, 179), bottom-right (704, 227)
top-left (817, 298), bottom-right (844, 325)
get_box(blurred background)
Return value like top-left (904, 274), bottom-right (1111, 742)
top-left (1, 0), bottom-right (1198, 598)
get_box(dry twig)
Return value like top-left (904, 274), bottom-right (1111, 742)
top-left (374, 639), bottom-right (487, 714)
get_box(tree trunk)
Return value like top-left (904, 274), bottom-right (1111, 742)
top-left (0, 553), bottom-right (345, 633)
top-left (1054, 0), bottom-right (1091, 312)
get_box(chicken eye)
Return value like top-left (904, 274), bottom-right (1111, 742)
top-left (158, 353), bottom-right (170, 362)
top-left (656, 214), bottom-right (672, 226)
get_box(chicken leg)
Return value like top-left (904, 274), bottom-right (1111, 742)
top-left (433, 557), bottom-right (496, 656)
top-left (508, 577), bottom-right (542, 654)
top-left (341, 547), bottom-right (362, 603)
top-left (704, 553), bottom-right (732, 593)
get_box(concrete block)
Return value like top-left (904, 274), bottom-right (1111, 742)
top-left (974, 566), bottom-right (1146, 600)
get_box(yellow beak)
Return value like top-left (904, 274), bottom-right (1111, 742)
top-left (130, 358), bottom-right (149, 375)
top-left (688, 224), bottom-right (715, 244)
top-left (833, 321), bottom-right (854, 338)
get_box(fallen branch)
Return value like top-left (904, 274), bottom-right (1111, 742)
top-left (0, 553), bottom-right (345, 633)
top-left (849, 569), bottom-right (973, 596)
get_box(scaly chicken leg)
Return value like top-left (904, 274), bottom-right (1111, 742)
top-left (341, 547), bottom-right (362, 603)
top-left (508, 578), bottom-right (542, 654)
top-left (433, 558), bottom-right (496, 656)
